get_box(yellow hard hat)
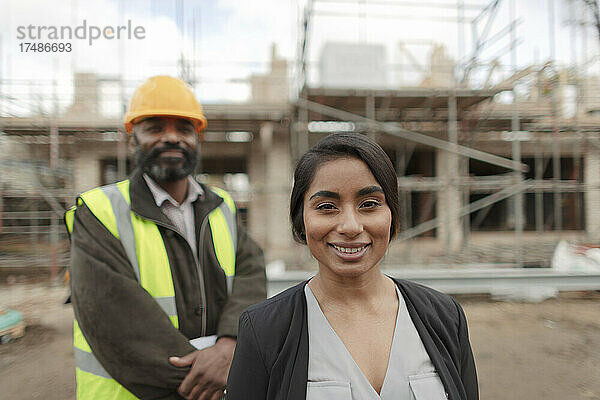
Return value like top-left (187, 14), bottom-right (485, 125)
top-left (124, 75), bottom-right (207, 134)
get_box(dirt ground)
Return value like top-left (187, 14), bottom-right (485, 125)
top-left (1, 282), bottom-right (599, 400)
top-left (0, 283), bottom-right (75, 400)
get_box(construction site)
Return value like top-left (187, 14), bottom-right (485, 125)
top-left (1, 0), bottom-right (600, 399)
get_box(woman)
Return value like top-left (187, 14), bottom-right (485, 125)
top-left (227, 133), bottom-right (478, 400)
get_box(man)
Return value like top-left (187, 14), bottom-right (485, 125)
top-left (64, 76), bottom-right (266, 400)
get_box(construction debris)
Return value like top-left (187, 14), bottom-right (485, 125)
top-left (0, 306), bottom-right (25, 344)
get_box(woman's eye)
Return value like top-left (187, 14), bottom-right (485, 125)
top-left (361, 200), bottom-right (381, 208)
top-left (316, 203), bottom-right (336, 210)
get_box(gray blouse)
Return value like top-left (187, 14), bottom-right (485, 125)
top-left (305, 284), bottom-right (447, 400)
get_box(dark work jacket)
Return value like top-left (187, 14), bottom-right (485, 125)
top-left (67, 170), bottom-right (266, 399)
top-left (227, 278), bottom-right (478, 400)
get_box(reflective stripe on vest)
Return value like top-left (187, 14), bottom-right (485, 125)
top-left (65, 180), bottom-right (237, 399)
top-left (209, 186), bottom-right (237, 293)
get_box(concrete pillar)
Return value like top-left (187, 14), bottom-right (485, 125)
top-left (584, 149), bottom-right (600, 241)
top-left (248, 123), bottom-right (293, 265)
top-left (73, 151), bottom-right (101, 193)
top-left (247, 139), bottom-right (267, 249)
top-left (436, 149), bottom-right (463, 252)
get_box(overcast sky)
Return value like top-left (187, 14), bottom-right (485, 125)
top-left (0, 0), bottom-right (596, 113)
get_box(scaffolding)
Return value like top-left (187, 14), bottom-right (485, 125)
top-left (1, 0), bottom-right (600, 274)
top-left (293, 0), bottom-right (600, 268)
top-left (0, 74), bottom-right (289, 277)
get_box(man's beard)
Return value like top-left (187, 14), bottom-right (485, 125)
top-left (135, 143), bottom-right (198, 182)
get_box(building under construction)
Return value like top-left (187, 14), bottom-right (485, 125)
top-left (1, 0), bottom-right (600, 277)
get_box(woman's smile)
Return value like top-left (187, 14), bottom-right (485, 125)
top-left (329, 242), bottom-right (371, 261)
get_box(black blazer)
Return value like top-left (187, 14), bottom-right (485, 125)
top-left (227, 278), bottom-right (478, 400)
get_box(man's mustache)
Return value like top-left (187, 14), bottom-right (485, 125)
top-left (146, 144), bottom-right (192, 159)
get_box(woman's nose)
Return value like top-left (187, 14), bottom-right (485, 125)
top-left (337, 209), bottom-right (363, 236)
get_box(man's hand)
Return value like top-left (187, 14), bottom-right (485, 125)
top-left (169, 337), bottom-right (236, 400)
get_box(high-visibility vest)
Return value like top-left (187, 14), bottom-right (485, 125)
top-left (64, 179), bottom-right (237, 400)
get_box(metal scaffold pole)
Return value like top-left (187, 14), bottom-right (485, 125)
top-left (366, 93), bottom-right (376, 140)
top-left (510, 0), bottom-right (523, 267)
top-left (50, 76), bottom-right (60, 281)
top-left (571, 1), bottom-right (582, 237)
top-left (117, 0), bottom-right (127, 181)
top-left (447, 89), bottom-right (458, 258)
top-left (549, 0), bottom-right (563, 233)
top-left (535, 147), bottom-right (544, 233)
top-left (295, 1), bottom-right (314, 161)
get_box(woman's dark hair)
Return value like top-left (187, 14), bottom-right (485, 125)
top-left (290, 132), bottom-right (400, 244)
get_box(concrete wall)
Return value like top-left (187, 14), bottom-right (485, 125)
top-left (71, 142), bottom-right (121, 193)
top-left (319, 42), bottom-right (387, 88)
top-left (585, 148), bottom-right (600, 241)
